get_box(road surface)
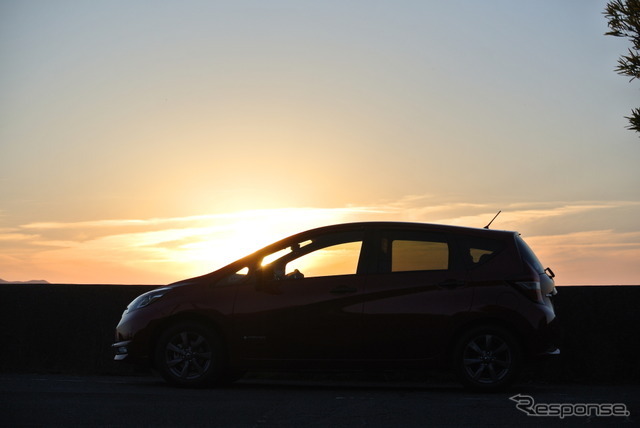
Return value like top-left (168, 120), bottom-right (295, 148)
top-left (1, 373), bottom-right (637, 427)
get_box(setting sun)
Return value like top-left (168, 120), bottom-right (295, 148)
top-left (2, 201), bottom-right (639, 285)
top-left (1, 2), bottom-right (639, 286)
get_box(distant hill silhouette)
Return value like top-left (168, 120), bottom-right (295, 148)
top-left (0, 278), bottom-right (50, 284)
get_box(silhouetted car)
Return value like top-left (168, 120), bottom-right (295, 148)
top-left (113, 222), bottom-right (559, 391)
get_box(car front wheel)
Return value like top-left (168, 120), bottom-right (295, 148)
top-left (155, 322), bottom-right (224, 387)
top-left (454, 326), bottom-right (520, 391)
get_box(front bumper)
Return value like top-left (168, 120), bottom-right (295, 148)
top-left (112, 340), bottom-right (133, 361)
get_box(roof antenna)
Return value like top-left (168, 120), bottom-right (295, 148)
top-left (484, 210), bottom-right (501, 229)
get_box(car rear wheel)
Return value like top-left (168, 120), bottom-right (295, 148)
top-left (454, 326), bottom-right (520, 391)
top-left (155, 322), bottom-right (225, 387)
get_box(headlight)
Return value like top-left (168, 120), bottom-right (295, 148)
top-left (126, 287), bottom-right (171, 313)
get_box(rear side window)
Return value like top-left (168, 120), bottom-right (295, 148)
top-left (460, 236), bottom-right (505, 269)
top-left (392, 240), bottom-right (449, 272)
top-left (380, 231), bottom-right (450, 273)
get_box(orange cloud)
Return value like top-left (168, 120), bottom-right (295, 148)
top-left (1, 200), bottom-right (638, 285)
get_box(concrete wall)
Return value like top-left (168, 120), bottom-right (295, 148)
top-left (549, 285), bottom-right (640, 383)
top-left (0, 284), bottom-right (638, 383)
top-left (0, 284), bottom-right (156, 375)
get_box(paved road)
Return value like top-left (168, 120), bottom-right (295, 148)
top-left (1, 374), bottom-right (638, 427)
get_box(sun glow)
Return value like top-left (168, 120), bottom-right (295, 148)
top-left (2, 200), bottom-right (639, 285)
top-left (12, 207), bottom-right (376, 284)
top-left (177, 208), bottom-right (379, 276)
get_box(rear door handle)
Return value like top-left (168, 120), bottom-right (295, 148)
top-left (439, 279), bottom-right (465, 288)
top-left (330, 285), bottom-right (358, 294)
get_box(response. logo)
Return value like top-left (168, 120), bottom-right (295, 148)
top-left (510, 394), bottom-right (630, 419)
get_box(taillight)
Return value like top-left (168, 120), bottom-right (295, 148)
top-left (513, 281), bottom-right (544, 304)
top-left (512, 261), bottom-right (548, 304)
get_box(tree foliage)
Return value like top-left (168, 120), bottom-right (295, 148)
top-left (604, 0), bottom-right (640, 133)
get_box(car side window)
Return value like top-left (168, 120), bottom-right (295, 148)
top-left (285, 241), bottom-right (362, 278)
top-left (262, 231), bottom-right (364, 280)
top-left (461, 237), bottom-right (505, 268)
top-left (390, 239), bottom-right (449, 272)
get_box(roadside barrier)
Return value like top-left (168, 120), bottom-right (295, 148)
top-left (0, 284), bottom-right (638, 382)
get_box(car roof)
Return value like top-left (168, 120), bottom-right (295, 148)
top-left (175, 221), bottom-right (518, 284)
top-left (273, 221), bottom-right (516, 244)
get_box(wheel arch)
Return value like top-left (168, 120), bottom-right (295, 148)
top-left (449, 318), bottom-right (525, 391)
top-left (148, 311), bottom-right (230, 369)
top-left (446, 317), bottom-right (524, 366)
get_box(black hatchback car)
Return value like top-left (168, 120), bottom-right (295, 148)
top-left (113, 222), bottom-right (559, 391)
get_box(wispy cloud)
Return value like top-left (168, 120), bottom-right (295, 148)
top-left (1, 199), bottom-right (639, 284)
top-left (0, 231), bottom-right (37, 241)
top-left (527, 230), bottom-right (640, 285)
top-left (2, 207), bottom-right (382, 283)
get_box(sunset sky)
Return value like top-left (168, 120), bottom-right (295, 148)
top-left (1, 1), bottom-right (639, 285)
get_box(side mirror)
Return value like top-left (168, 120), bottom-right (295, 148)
top-left (255, 267), bottom-right (283, 294)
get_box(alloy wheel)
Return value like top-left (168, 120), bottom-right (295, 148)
top-left (160, 327), bottom-right (215, 383)
top-left (461, 332), bottom-right (512, 384)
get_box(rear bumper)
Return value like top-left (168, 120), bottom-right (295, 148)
top-left (531, 315), bottom-right (561, 358)
top-left (536, 346), bottom-right (561, 358)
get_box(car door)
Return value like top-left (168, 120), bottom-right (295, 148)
top-left (360, 229), bottom-right (473, 361)
top-left (232, 230), bottom-right (368, 364)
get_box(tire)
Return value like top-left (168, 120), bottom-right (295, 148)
top-left (155, 322), bottom-right (226, 387)
top-left (454, 326), bottom-right (521, 392)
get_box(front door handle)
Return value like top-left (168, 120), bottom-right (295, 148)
top-left (330, 285), bottom-right (358, 294)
